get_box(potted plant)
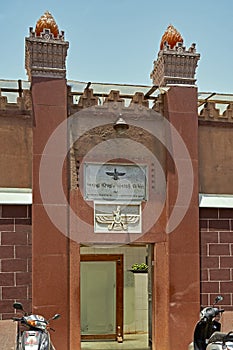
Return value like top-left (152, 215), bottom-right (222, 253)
top-left (130, 263), bottom-right (148, 273)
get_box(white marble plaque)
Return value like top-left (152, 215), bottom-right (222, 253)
top-left (84, 163), bottom-right (147, 201)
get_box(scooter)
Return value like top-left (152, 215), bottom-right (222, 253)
top-left (190, 295), bottom-right (233, 350)
top-left (12, 302), bottom-right (60, 350)
top-left (207, 330), bottom-right (233, 350)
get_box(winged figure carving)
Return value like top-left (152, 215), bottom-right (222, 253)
top-left (105, 168), bottom-right (126, 180)
top-left (95, 205), bottom-right (139, 231)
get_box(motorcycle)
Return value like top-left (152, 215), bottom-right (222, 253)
top-left (190, 295), bottom-right (233, 350)
top-left (12, 302), bottom-right (60, 350)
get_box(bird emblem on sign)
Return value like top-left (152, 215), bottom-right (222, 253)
top-left (95, 205), bottom-right (140, 231)
top-left (105, 168), bottom-right (126, 180)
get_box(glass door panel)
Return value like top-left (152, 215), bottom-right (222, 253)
top-left (81, 261), bottom-right (116, 336)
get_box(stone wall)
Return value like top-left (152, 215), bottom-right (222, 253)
top-left (0, 205), bottom-right (32, 319)
top-left (200, 208), bottom-right (233, 310)
top-left (198, 123), bottom-right (233, 195)
top-left (0, 88), bottom-right (32, 188)
top-left (0, 206), bottom-right (232, 319)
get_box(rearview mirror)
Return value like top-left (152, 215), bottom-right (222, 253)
top-left (214, 295), bottom-right (223, 304)
top-left (52, 314), bottom-right (61, 320)
top-left (13, 302), bottom-right (23, 310)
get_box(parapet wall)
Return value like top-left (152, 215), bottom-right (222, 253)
top-left (0, 82), bottom-right (232, 193)
top-left (1, 81), bottom-right (233, 123)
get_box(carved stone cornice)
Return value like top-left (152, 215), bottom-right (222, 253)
top-left (17, 90), bottom-right (32, 110)
top-left (199, 102), bottom-right (233, 123)
top-left (130, 92), bottom-right (149, 108)
top-left (0, 89), bottom-right (32, 115)
top-left (77, 88), bottom-right (98, 108)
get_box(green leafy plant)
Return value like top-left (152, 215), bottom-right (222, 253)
top-left (131, 263), bottom-right (148, 272)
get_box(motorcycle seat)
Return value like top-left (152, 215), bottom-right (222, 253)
top-left (208, 331), bottom-right (233, 343)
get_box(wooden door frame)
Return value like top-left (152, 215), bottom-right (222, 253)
top-left (80, 254), bottom-right (124, 341)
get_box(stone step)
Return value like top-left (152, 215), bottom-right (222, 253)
top-left (0, 320), bottom-right (17, 350)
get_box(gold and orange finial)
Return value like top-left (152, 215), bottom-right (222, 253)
top-left (35, 11), bottom-right (59, 38)
top-left (160, 24), bottom-right (183, 50)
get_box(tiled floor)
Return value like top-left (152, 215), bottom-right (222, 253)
top-left (81, 333), bottom-right (150, 350)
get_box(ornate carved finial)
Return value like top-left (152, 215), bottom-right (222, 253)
top-left (150, 25), bottom-right (200, 86)
top-left (160, 24), bottom-right (183, 50)
top-left (25, 12), bottom-right (69, 80)
top-left (35, 11), bottom-right (59, 38)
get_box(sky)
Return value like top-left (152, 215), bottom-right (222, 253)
top-left (1, 0), bottom-right (233, 93)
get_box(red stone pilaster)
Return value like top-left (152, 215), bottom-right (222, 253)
top-left (31, 77), bottom-right (69, 350)
top-left (153, 86), bottom-right (200, 350)
top-left (25, 14), bottom-right (71, 350)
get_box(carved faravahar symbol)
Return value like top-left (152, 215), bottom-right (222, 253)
top-left (105, 168), bottom-right (126, 180)
top-left (95, 205), bottom-right (140, 231)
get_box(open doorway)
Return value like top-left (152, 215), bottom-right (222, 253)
top-left (80, 245), bottom-right (152, 349)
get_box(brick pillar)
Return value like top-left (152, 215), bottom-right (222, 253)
top-left (25, 12), bottom-right (70, 350)
top-left (151, 26), bottom-right (200, 350)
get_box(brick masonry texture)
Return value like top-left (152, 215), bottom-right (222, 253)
top-left (200, 208), bottom-right (233, 310)
top-left (0, 205), bottom-right (232, 318)
top-left (0, 205), bottom-right (31, 320)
